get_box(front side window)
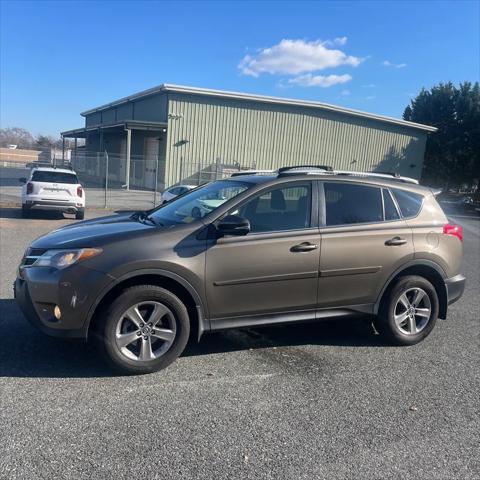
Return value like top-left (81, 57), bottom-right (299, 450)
top-left (392, 188), bottom-right (424, 218)
top-left (325, 182), bottom-right (383, 226)
top-left (232, 183), bottom-right (312, 233)
top-left (150, 179), bottom-right (252, 225)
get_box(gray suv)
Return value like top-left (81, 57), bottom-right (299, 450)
top-left (15, 167), bottom-right (466, 374)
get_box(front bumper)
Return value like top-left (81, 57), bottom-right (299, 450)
top-left (14, 264), bottom-right (112, 339)
top-left (445, 274), bottom-right (466, 305)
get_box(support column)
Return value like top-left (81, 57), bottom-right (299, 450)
top-left (62, 137), bottom-right (65, 162)
top-left (99, 129), bottom-right (104, 178)
top-left (125, 128), bottom-right (132, 190)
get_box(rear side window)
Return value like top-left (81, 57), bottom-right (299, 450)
top-left (392, 188), bottom-right (424, 218)
top-left (31, 171), bottom-right (79, 184)
top-left (325, 183), bottom-right (383, 226)
top-left (383, 189), bottom-right (400, 221)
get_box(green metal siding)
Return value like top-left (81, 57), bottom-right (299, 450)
top-left (164, 92), bottom-right (427, 187)
top-left (84, 93), bottom-right (168, 126)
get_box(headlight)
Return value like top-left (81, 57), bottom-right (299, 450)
top-left (33, 248), bottom-right (102, 269)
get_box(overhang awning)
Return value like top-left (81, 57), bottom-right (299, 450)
top-left (61, 120), bottom-right (168, 138)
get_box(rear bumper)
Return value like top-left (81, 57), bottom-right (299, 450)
top-left (24, 200), bottom-right (84, 213)
top-left (445, 274), bottom-right (466, 305)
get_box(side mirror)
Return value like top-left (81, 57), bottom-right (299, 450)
top-left (19, 177), bottom-right (27, 184)
top-left (217, 215), bottom-right (250, 236)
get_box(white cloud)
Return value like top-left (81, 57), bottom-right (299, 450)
top-left (365, 95), bottom-right (376, 100)
top-left (340, 89), bottom-right (351, 96)
top-left (324, 36), bottom-right (348, 46)
top-left (239, 39), bottom-right (364, 77)
top-left (382, 60), bottom-right (407, 69)
top-left (288, 73), bottom-right (352, 88)
top-left (362, 83), bottom-right (376, 88)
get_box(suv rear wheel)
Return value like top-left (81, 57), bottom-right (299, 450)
top-left (376, 275), bottom-right (439, 346)
top-left (94, 285), bottom-right (190, 374)
top-left (75, 208), bottom-right (85, 220)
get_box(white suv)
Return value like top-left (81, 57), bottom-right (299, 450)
top-left (20, 166), bottom-right (86, 219)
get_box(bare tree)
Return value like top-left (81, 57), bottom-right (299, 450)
top-left (0, 127), bottom-right (35, 149)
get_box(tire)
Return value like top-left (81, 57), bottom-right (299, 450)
top-left (93, 285), bottom-right (190, 375)
top-left (191, 206), bottom-right (201, 218)
top-left (75, 209), bottom-right (85, 220)
top-left (375, 275), bottom-right (439, 346)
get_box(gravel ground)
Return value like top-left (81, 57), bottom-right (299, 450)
top-left (0, 206), bottom-right (479, 480)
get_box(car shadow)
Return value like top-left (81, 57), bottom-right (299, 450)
top-left (0, 298), bottom-right (385, 379)
top-left (0, 207), bottom-right (73, 221)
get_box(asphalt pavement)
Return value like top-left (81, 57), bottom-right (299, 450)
top-left (0, 206), bottom-right (479, 480)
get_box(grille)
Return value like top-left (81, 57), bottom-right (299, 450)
top-left (21, 248), bottom-right (48, 267)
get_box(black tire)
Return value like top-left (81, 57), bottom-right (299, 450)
top-left (75, 209), bottom-right (85, 220)
top-left (191, 206), bottom-right (201, 218)
top-left (375, 275), bottom-right (439, 346)
top-left (93, 285), bottom-right (190, 375)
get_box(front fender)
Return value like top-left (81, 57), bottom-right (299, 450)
top-left (82, 268), bottom-right (209, 340)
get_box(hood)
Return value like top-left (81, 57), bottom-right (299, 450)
top-left (30, 212), bottom-right (156, 249)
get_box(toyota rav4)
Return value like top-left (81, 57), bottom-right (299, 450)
top-left (15, 166), bottom-right (465, 374)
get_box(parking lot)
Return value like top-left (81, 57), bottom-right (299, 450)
top-left (0, 206), bottom-right (479, 479)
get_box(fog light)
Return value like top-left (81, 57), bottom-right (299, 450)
top-left (54, 305), bottom-right (61, 320)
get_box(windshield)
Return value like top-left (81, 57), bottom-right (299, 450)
top-left (150, 179), bottom-right (252, 225)
top-left (31, 171), bottom-right (79, 184)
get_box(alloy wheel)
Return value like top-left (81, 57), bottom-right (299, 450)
top-left (394, 287), bottom-right (432, 335)
top-left (115, 301), bottom-right (176, 361)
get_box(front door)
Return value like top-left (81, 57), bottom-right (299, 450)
top-left (317, 181), bottom-right (414, 308)
top-left (205, 182), bottom-right (320, 324)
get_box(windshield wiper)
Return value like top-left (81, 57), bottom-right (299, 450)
top-left (133, 211), bottom-right (161, 226)
top-left (146, 214), bottom-right (163, 226)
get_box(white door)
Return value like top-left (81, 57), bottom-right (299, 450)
top-left (144, 137), bottom-right (159, 189)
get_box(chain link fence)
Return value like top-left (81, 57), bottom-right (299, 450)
top-left (0, 150), bottom-right (257, 211)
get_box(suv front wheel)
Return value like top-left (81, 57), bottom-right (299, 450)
top-left (376, 275), bottom-right (439, 346)
top-left (94, 285), bottom-right (190, 374)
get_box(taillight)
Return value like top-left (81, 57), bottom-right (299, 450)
top-left (443, 223), bottom-right (463, 242)
top-left (77, 186), bottom-right (83, 198)
top-left (26, 182), bottom-right (33, 194)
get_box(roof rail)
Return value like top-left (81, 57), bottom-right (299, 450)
top-left (334, 170), bottom-right (419, 184)
top-left (277, 166), bottom-right (419, 184)
top-left (278, 165), bottom-right (333, 175)
top-left (230, 169), bottom-right (275, 177)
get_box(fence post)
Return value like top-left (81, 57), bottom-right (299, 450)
top-left (197, 161), bottom-right (202, 186)
top-left (153, 154), bottom-right (159, 207)
top-left (104, 150), bottom-right (109, 209)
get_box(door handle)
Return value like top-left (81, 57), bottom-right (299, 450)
top-left (290, 242), bottom-right (318, 252)
top-left (385, 236), bottom-right (407, 246)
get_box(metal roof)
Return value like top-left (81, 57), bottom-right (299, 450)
top-left (80, 83), bottom-right (437, 133)
top-left (61, 120), bottom-right (168, 137)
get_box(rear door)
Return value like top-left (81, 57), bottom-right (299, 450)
top-left (317, 181), bottom-right (414, 308)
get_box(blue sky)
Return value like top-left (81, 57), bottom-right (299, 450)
top-left (1, 0), bottom-right (479, 136)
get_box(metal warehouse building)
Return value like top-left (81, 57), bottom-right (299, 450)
top-left (61, 84), bottom-right (436, 190)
